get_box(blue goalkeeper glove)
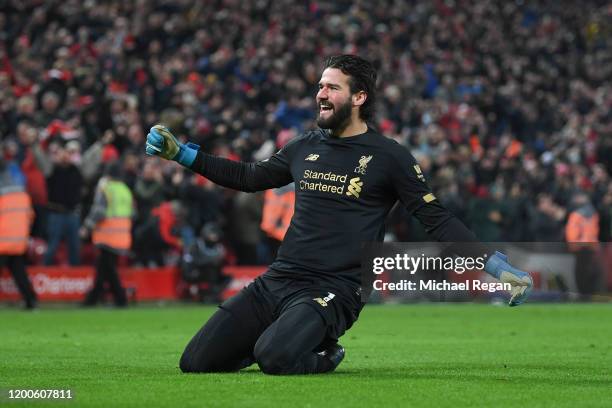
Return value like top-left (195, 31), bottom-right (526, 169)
top-left (485, 251), bottom-right (533, 307)
top-left (145, 125), bottom-right (199, 167)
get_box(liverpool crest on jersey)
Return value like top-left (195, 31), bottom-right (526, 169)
top-left (354, 155), bottom-right (373, 175)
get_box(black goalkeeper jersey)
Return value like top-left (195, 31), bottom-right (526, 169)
top-left (191, 128), bottom-right (478, 293)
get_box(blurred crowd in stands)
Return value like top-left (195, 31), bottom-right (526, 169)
top-left (1, 0), bottom-right (611, 268)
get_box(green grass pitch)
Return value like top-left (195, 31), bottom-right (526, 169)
top-left (1, 304), bottom-right (611, 407)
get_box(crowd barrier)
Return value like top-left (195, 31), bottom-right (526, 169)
top-left (0, 266), bottom-right (266, 302)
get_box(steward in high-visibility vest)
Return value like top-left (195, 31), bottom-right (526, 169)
top-left (0, 158), bottom-right (37, 308)
top-left (565, 197), bottom-right (599, 252)
top-left (90, 180), bottom-right (134, 252)
top-left (565, 193), bottom-right (602, 297)
top-left (82, 163), bottom-right (134, 307)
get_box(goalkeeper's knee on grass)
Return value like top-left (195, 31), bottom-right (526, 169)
top-left (484, 251), bottom-right (533, 307)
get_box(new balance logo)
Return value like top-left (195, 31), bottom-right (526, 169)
top-left (305, 154), bottom-right (319, 161)
top-left (346, 177), bottom-right (363, 198)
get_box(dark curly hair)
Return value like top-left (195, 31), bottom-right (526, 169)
top-left (324, 55), bottom-right (378, 122)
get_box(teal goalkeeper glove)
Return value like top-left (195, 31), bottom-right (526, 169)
top-left (484, 251), bottom-right (533, 307)
top-left (145, 125), bottom-right (199, 167)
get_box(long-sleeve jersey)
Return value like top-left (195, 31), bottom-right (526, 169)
top-left (190, 128), bottom-right (481, 293)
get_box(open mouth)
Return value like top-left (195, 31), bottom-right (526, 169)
top-left (319, 102), bottom-right (333, 114)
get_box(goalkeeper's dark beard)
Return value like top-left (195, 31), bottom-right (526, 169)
top-left (317, 98), bottom-right (352, 137)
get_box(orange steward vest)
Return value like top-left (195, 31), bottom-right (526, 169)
top-left (0, 186), bottom-right (33, 255)
top-left (261, 187), bottom-right (295, 241)
top-left (92, 181), bottom-right (133, 251)
top-left (565, 210), bottom-right (599, 251)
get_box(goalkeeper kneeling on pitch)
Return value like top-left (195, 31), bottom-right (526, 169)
top-left (145, 55), bottom-right (533, 375)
